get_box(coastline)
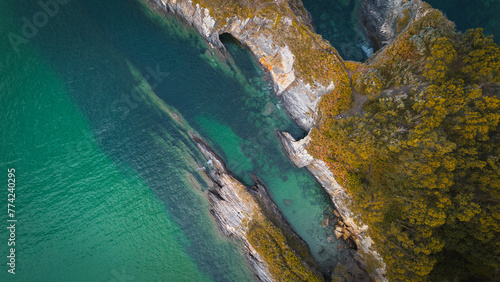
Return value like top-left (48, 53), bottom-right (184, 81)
top-left (151, 0), bottom-right (345, 131)
top-left (192, 135), bottom-right (323, 281)
top-left (144, 0), bottom-right (397, 280)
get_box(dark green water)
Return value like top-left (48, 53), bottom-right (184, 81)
top-left (0, 0), bottom-right (346, 280)
top-left (302, 0), bottom-right (372, 61)
top-left (303, 0), bottom-right (500, 61)
top-left (426, 0), bottom-right (500, 42)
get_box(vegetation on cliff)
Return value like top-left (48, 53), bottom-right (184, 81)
top-left (190, 0), bottom-right (347, 87)
top-left (309, 8), bottom-right (500, 281)
top-left (247, 218), bottom-right (323, 281)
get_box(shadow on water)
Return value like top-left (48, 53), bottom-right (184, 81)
top-left (11, 0), bottom-right (253, 280)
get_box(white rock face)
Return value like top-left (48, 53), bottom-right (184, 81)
top-left (360, 0), bottom-right (424, 48)
top-left (277, 46), bottom-right (295, 91)
top-left (153, 0), bottom-right (333, 130)
top-left (195, 139), bottom-right (273, 282)
top-left (277, 132), bottom-right (387, 281)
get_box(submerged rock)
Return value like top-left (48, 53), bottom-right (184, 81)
top-left (335, 229), bottom-right (343, 240)
top-left (321, 217), bottom-right (329, 228)
top-left (283, 198), bottom-right (294, 206)
top-left (262, 101), bottom-right (275, 116)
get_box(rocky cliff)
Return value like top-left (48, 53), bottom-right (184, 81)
top-left (277, 131), bottom-right (386, 281)
top-left (192, 135), bottom-right (322, 281)
top-left (193, 136), bottom-right (273, 281)
top-left (360, 0), bottom-right (427, 50)
top-left (152, 0), bottom-right (346, 131)
top-left (145, 0), bottom-right (428, 280)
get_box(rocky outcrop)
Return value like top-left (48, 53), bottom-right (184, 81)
top-left (193, 136), bottom-right (321, 281)
top-left (146, 0), bottom-right (397, 279)
top-left (360, 0), bottom-right (425, 50)
top-left (277, 131), bottom-right (387, 281)
top-left (248, 174), bottom-right (321, 270)
top-left (193, 136), bottom-right (273, 281)
top-left (152, 0), bottom-right (339, 130)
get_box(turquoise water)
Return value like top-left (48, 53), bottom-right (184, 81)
top-left (0, 0), bottom-right (347, 280)
top-left (302, 0), bottom-right (372, 61)
top-left (0, 1), bottom-right (253, 281)
top-left (426, 0), bottom-right (500, 42)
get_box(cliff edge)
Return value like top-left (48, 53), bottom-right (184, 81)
top-left (152, 0), bottom-right (349, 131)
top-left (147, 0), bottom-right (390, 280)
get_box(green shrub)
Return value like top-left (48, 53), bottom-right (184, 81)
top-left (247, 219), bottom-right (323, 282)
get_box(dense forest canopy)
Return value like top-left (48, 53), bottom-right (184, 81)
top-left (309, 8), bottom-right (500, 281)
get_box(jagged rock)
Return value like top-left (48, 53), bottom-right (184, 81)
top-left (192, 136), bottom-right (322, 281)
top-left (349, 229), bottom-right (357, 238)
top-left (249, 174), bottom-right (322, 276)
top-left (334, 210), bottom-right (341, 218)
top-left (321, 217), bottom-right (330, 228)
top-left (344, 220), bottom-right (351, 227)
top-left (277, 131), bottom-right (387, 281)
top-left (335, 230), bottom-right (343, 240)
top-left (276, 131), bottom-right (314, 168)
top-left (343, 232), bottom-right (351, 241)
top-left (193, 136), bottom-right (273, 281)
top-left (360, 0), bottom-right (426, 50)
top-left (152, 0), bottom-right (336, 130)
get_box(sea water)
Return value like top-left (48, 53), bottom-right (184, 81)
top-left (426, 0), bottom-right (499, 42)
top-left (0, 0), bottom-right (347, 280)
top-left (302, 0), bottom-right (372, 61)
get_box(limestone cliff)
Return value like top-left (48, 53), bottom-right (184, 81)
top-left (360, 0), bottom-right (428, 50)
top-left (152, 0), bottom-right (345, 130)
top-left (277, 132), bottom-right (386, 281)
top-left (193, 136), bottom-right (273, 281)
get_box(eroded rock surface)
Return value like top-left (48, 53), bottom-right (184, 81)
top-left (277, 131), bottom-right (387, 281)
top-left (153, 0), bottom-right (342, 130)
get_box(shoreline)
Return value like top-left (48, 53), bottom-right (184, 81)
top-left (191, 134), bottom-right (324, 281)
top-left (144, 0), bottom-right (392, 280)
